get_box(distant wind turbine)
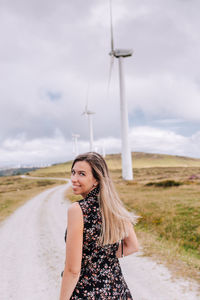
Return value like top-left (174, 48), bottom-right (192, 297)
top-left (102, 141), bottom-right (106, 158)
top-left (72, 134), bottom-right (80, 156)
top-left (82, 89), bottom-right (95, 151)
top-left (108, 0), bottom-right (133, 180)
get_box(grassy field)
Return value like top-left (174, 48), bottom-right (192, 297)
top-left (65, 153), bottom-right (200, 283)
top-left (106, 152), bottom-right (200, 170)
top-left (0, 176), bottom-right (65, 223)
top-left (114, 168), bottom-right (200, 281)
top-left (28, 161), bottom-right (72, 178)
top-left (66, 179), bottom-right (200, 282)
top-left (1, 152), bottom-right (200, 283)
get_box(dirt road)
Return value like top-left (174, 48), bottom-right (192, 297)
top-left (0, 182), bottom-right (199, 300)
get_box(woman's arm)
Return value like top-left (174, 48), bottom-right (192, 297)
top-left (59, 202), bottom-right (83, 300)
top-left (116, 222), bottom-right (139, 258)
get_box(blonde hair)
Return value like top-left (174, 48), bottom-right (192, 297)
top-left (71, 152), bottom-right (138, 245)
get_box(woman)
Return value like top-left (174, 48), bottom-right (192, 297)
top-left (59, 152), bottom-right (139, 300)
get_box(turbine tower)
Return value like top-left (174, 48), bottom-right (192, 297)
top-left (108, 0), bottom-right (133, 180)
top-left (102, 141), bottom-right (106, 158)
top-left (72, 134), bottom-right (80, 156)
top-left (82, 100), bottom-right (95, 152)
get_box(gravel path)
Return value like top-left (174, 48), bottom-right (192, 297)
top-left (0, 182), bottom-right (199, 300)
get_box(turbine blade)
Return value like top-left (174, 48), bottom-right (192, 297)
top-left (109, 0), bottom-right (114, 52)
top-left (107, 55), bottom-right (114, 98)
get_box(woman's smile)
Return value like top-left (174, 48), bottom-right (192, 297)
top-left (71, 161), bottom-right (98, 198)
top-left (72, 185), bottom-right (81, 191)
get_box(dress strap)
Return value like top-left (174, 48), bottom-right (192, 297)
top-left (121, 239), bottom-right (124, 258)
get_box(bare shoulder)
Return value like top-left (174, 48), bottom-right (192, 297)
top-left (67, 202), bottom-right (83, 220)
top-left (67, 202), bottom-right (83, 233)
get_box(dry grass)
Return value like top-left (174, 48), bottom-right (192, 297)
top-left (65, 164), bottom-right (200, 284)
top-left (28, 161), bottom-right (72, 178)
top-left (0, 176), bottom-right (65, 222)
top-left (113, 167), bottom-right (200, 283)
top-left (106, 152), bottom-right (200, 169)
top-left (1, 152), bottom-right (200, 284)
top-left (132, 152), bottom-right (200, 167)
top-left (136, 230), bottom-right (200, 283)
top-left (29, 152), bottom-right (200, 178)
top-left (65, 187), bottom-right (82, 203)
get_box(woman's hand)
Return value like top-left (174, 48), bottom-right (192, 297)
top-left (116, 222), bottom-right (139, 258)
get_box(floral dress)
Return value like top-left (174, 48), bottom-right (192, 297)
top-left (64, 186), bottom-right (133, 300)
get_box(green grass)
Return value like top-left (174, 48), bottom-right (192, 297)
top-left (120, 183), bottom-right (200, 256)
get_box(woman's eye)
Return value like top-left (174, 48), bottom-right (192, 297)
top-left (71, 170), bottom-right (75, 175)
top-left (80, 172), bottom-right (85, 176)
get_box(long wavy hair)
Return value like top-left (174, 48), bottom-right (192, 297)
top-left (71, 152), bottom-right (138, 245)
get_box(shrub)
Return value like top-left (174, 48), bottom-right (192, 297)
top-left (36, 180), bottom-right (55, 187)
top-left (145, 180), bottom-right (182, 188)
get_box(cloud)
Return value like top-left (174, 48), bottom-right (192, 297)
top-left (126, 74), bottom-right (200, 121)
top-left (1, 126), bottom-right (200, 168)
top-left (1, 0), bottom-right (200, 165)
top-left (130, 126), bottom-right (186, 155)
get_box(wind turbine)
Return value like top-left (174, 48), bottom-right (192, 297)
top-left (102, 141), bottom-right (106, 158)
top-left (82, 92), bottom-right (95, 151)
top-left (72, 133), bottom-right (80, 156)
top-left (108, 0), bottom-right (133, 180)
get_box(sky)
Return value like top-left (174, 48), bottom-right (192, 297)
top-left (1, 0), bottom-right (200, 167)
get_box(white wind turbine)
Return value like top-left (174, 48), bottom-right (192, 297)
top-left (102, 141), bottom-right (106, 158)
top-left (82, 90), bottom-right (95, 151)
top-left (72, 133), bottom-right (80, 156)
top-left (108, 0), bottom-right (133, 180)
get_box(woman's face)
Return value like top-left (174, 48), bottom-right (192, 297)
top-left (71, 161), bottom-right (98, 198)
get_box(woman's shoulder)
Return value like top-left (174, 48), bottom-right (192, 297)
top-left (67, 202), bottom-right (83, 218)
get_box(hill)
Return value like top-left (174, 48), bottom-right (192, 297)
top-left (105, 152), bottom-right (200, 170)
top-left (28, 152), bottom-right (200, 178)
top-left (0, 167), bottom-right (38, 177)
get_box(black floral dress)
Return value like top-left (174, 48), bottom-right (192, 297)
top-left (64, 186), bottom-right (133, 300)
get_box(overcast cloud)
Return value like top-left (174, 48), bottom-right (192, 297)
top-left (1, 0), bottom-right (200, 167)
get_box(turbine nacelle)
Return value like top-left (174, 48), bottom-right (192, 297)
top-left (82, 110), bottom-right (95, 116)
top-left (109, 49), bottom-right (133, 58)
top-left (82, 100), bottom-right (95, 116)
